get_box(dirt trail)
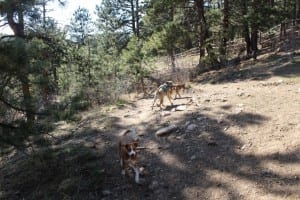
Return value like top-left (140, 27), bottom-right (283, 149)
top-left (1, 54), bottom-right (300, 200)
top-left (86, 54), bottom-right (300, 200)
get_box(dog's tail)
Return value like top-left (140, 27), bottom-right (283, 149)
top-left (119, 128), bottom-right (138, 140)
top-left (120, 129), bottom-right (131, 136)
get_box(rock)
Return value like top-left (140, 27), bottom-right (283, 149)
top-left (186, 124), bottom-right (197, 131)
top-left (185, 121), bottom-right (191, 126)
top-left (175, 105), bottom-right (186, 111)
top-left (155, 124), bottom-right (177, 136)
top-left (190, 155), bottom-right (196, 160)
top-left (235, 107), bottom-right (243, 114)
top-left (175, 136), bottom-right (182, 140)
top-left (102, 190), bottom-right (112, 196)
top-left (235, 104), bottom-right (244, 114)
top-left (197, 117), bottom-right (206, 121)
top-left (160, 111), bottom-right (171, 116)
top-left (217, 114), bottom-right (224, 124)
top-left (237, 92), bottom-right (245, 96)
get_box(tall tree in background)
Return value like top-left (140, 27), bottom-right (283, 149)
top-left (220, 0), bottom-right (229, 60)
top-left (250, 0), bottom-right (260, 59)
top-left (69, 7), bottom-right (93, 45)
top-left (96, 0), bottom-right (144, 37)
top-left (143, 0), bottom-right (194, 70)
top-left (194, 0), bottom-right (209, 58)
top-left (68, 7), bottom-right (95, 85)
top-left (96, 0), bottom-right (148, 92)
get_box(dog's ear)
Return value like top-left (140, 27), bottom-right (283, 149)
top-left (133, 142), bottom-right (138, 148)
top-left (125, 144), bottom-right (130, 150)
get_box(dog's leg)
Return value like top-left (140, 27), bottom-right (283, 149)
top-left (159, 94), bottom-right (164, 110)
top-left (120, 158), bottom-right (126, 176)
top-left (167, 92), bottom-right (173, 106)
top-left (134, 167), bottom-right (140, 183)
top-left (176, 89), bottom-right (181, 98)
top-left (129, 163), bottom-right (140, 183)
top-left (152, 92), bottom-right (158, 110)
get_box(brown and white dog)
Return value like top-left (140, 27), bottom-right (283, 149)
top-left (118, 129), bottom-right (140, 183)
top-left (152, 81), bottom-right (173, 110)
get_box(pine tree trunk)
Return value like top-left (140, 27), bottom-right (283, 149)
top-left (130, 0), bottom-right (136, 35)
top-left (297, 0), bottom-right (300, 18)
top-left (7, 5), bottom-right (34, 123)
top-left (251, 0), bottom-right (260, 59)
top-left (170, 49), bottom-right (176, 72)
top-left (135, 0), bottom-right (140, 38)
top-left (220, 0), bottom-right (229, 61)
top-left (194, 0), bottom-right (208, 59)
top-left (241, 1), bottom-right (252, 57)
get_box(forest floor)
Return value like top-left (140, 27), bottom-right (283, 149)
top-left (1, 52), bottom-right (300, 200)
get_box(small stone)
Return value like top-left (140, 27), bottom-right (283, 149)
top-left (175, 105), bottom-right (186, 111)
top-left (160, 111), bottom-right (171, 116)
top-left (102, 190), bottom-right (112, 196)
top-left (187, 124), bottom-right (197, 131)
top-left (190, 155), bottom-right (196, 160)
top-left (175, 136), bottom-right (181, 140)
top-left (237, 92), bottom-right (244, 96)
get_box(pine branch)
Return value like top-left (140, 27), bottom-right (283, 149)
top-left (0, 122), bottom-right (18, 130)
top-left (0, 96), bottom-right (47, 116)
top-left (0, 35), bottom-right (15, 40)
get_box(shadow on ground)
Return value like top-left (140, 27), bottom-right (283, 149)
top-left (1, 102), bottom-right (299, 200)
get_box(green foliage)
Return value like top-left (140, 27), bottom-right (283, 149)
top-left (48, 86), bottom-right (90, 121)
top-left (68, 7), bottom-right (94, 45)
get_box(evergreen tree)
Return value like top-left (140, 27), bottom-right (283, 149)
top-left (0, 0), bottom-right (68, 152)
top-left (69, 7), bottom-right (93, 45)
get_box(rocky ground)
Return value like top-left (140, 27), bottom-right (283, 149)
top-left (1, 53), bottom-right (300, 200)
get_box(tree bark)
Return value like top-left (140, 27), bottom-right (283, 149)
top-left (135, 0), bottom-right (140, 38)
top-left (250, 0), bottom-right (260, 59)
top-left (6, 2), bottom-right (34, 123)
top-left (241, 1), bottom-right (252, 56)
top-left (220, 0), bottom-right (229, 61)
top-left (130, 0), bottom-right (136, 35)
top-left (297, 0), bottom-right (300, 18)
top-left (194, 0), bottom-right (208, 59)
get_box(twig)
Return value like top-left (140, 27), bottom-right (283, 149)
top-left (137, 146), bottom-right (148, 150)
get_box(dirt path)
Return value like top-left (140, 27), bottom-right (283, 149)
top-left (1, 54), bottom-right (299, 200)
top-left (83, 54), bottom-right (300, 200)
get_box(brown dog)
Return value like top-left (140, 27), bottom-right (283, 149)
top-left (170, 83), bottom-right (185, 99)
top-left (152, 81), bottom-right (173, 110)
top-left (118, 129), bottom-right (140, 183)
